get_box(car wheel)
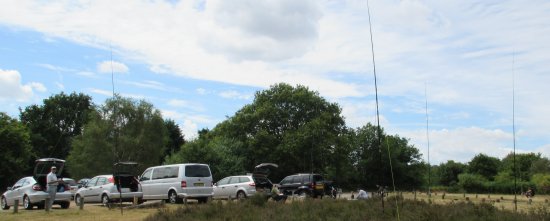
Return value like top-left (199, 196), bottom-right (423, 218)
top-left (1, 197), bottom-right (9, 210)
top-left (168, 190), bottom-right (182, 204)
top-left (101, 194), bottom-right (110, 207)
top-left (75, 194), bottom-right (83, 205)
top-left (60, 201), bottom-right (70, 209)
top-left (23, 196), bottom-right (33, 210)
top-left (236, 191), bottom-right (247, 200)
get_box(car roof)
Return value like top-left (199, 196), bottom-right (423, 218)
top-left (148, 163), bottom-right (209, 169)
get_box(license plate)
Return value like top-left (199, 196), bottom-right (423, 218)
top-left (194, 183), bottom-right (204, 187)
top-left (315, 185), bottom-right (323, 190)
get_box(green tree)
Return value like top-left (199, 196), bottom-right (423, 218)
top-left (163, 119), bottom-right (185, 160)
top-left (166, 129), bottom-right (245, 181)
top-left (438, 160), bottom-right (467, 186)
top-left (345, 124), bottom-right (425, 189)
top-left (458, 173), bottom-right (487, 193)
top-left (532, 173), bottom-right (550, 194)
top-left (468, 154), bottom-right (500, 181)
top-left (0, 113), bottom-right (34, 190)
top-left (212, 83), bottom-right (346, 181)
top-left (530, 157), bottom-right (550, 174)
top-left (19, 92), bottom-right (93, 160)
top-left (67, 95), bottom-right (167, 179)
top-left (501, 152), bottom-right (543, 181)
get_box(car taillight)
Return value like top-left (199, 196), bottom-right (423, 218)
top-left (108, 177), bottom-right (114, 183)
top-left (181, 181), bottom-right (187, 188)
top-left (32, 184), bottom-right (42, 191)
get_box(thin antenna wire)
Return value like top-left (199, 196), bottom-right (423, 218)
top-left (512, 52), bottom-right (517, 212)
top-left (425, 83), bottom-right (431, 198)
top-left (366, 1), bottom-right (399, 218)
top-left (110, 43), bottom-right (115, 97)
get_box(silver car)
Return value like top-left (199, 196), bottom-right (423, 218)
top-left (213, 163), bottom-right (277, 200)
top-left (74, 174), bottom-right (143, 206)
top-left (1, 158), bottom-right (72, 210)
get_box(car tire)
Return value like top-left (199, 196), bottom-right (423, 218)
top-left (1, 197), bottom-right (9, 210)
top-left (23, 196), bottom-right (33, 210)
top-left (168, 190), bottom-right (182, 204)
top-left (60, 201), bottom-right (70, 209)
top-left (236, 191), bottom-right (247, 200)
top-left (75, 194), bottom-right (83, 206)
top-left (101, 194), bottom-right (110, 207)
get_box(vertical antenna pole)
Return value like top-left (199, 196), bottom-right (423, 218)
top-left (512, 53), bottom-right (517, 212)
top-left (425, 83), bottom-right (431, 198)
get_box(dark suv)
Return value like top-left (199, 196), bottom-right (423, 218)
top-left (278, 173), bottom-right (325, 198)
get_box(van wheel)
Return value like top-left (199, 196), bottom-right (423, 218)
top-left (236, 191), bottom-right (247, 200)
top-left (101, 194), bottom-right (110, 207)
top-left (1, 197), bottom-right (9, 210)
top-left (168, 190), bottom-right (182, 204)
top-left (23, 196), bottom-right (33, 210)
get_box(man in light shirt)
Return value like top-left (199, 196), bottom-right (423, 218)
top-left (46, 166), bottom-right (61, 210)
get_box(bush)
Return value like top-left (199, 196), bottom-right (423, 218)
top-left (145, 198), bottom-right (550, 221)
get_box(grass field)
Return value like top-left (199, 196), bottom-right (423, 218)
top-left (2, 193), bottom-right (550, 221)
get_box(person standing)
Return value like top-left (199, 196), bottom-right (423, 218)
top-left (46, 166), bottom-right (60, 210)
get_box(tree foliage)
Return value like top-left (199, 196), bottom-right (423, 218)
top-left (467, 153), bottom-right (501, 181)
top-left (67, 95), bottom-right (167, 179)
top-left (0, 113), bottom-right (34, 190)
top-left (19, 92), bottom-right (93, 161)
top-left (163, 119), bottom-right (185, 161)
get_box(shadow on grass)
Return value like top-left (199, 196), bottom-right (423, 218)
top-left (145, 196), bottom-right (550, 221)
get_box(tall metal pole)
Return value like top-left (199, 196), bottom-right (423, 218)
top-left (512, 53), bottom-right (517, 212)
top-left (425, 83), bottom-right (431, 198)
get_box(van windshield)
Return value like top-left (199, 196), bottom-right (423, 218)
top-left (185, 165), bottom-right (211, 177)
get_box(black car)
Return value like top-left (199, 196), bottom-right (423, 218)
top-left (278, 173), bottom-right (325, 198)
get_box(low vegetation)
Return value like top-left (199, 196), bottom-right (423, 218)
top-left (145, 197), bottom-right (550, 221)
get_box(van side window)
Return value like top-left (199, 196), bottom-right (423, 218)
top-left (152, 167), bottom-right (166, 180)
top-left (166, 166), bottom-right (179, 178)
top-left (141, 169), bottom-right (152, 181)
top-left (185, 165), bottom-right (211, 177)
top-left (292, 176), bottom-right (301, 184)
top-left (303, 175), bottom-right (311, 183)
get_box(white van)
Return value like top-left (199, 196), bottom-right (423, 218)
top-left (139, 163), bottom-right (213, 203)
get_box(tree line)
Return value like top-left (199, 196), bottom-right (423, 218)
top-left (1, 84), bottom-right (549, 194)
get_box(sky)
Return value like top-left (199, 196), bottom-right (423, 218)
top-left (1, 0), bottom-right (549, 165)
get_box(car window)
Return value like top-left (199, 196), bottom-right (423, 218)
top-left (280, 176), bottom-right (292, 185)
top-left (97, 177), bottom-right (107, 186)
top-left (303, 175), bottom-right (311, 183)
top-left (87, 177), bottom-right (99, 187)
top-left (166, 166), bottom-right (179, 178)
top-left (313, 175), bottom-right (323, 182)
top-left (239, 177), bottom-right (250, 183)
top-left (152, 167), bottom-right (166, 180)
top-left (292, 176), bottom-right (302, 184)
top-left (217, 177), bottom-right (230, 185)
top-left (229, 177), bottom-right (242, 184)
top-left (140, 169), bottom-right (152, 181)
top-left (185, 165), bottom-right (211, 177)
top-left (13, 178), bottom-right (26, 188)
top-left (64, 179), bottom-right (77, 186)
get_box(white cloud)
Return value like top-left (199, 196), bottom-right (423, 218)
top-left (402, 127), bottom-right (516, 164)
top-left (0, 69), bottom-right (45, 101)
top-left (37, 63), bottom-right (76, 72)
top-left (167, 99), bottom-right (188, 108)
top-left (76, 71), bottom-right (96, 77)
top-left (196, 88), bottom-right (207, 95)
top-left (218, 90), bottom-right (252, 100)
top-left (161, 109), bottom-right (216, 139)
top-left (97, 61), bottom-right (129, 74)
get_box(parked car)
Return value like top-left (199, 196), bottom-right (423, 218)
top-left (77, 178), bottom-right (90, 188)
top-left (1, 158), bottom-right (72, 210)
top-left (278, 173), bottom-right (325, 198)
top-left (139, 163), bottom-right (213, 204)
top-left (74, 174), bottom-right (142, 206)
top-left (62, 178), bottom-right (78, 198)
top-left (213, 163), bottom-right (277, 200)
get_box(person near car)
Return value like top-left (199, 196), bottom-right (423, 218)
top-left (271, 184), bottom-right (287, 202)
top-left (356, 189), bottom-right (369, 200)
top-left (46, 166), bottom-right (61, 209)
